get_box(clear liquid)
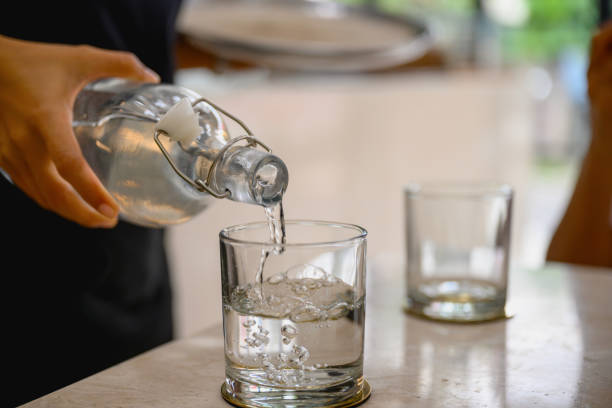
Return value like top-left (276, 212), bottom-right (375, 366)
top-left (407, 277), bottom-right (506, 321)
top-left (74, 117), bottom-right (211, 227)
top-left (254, 201), bottom-right (286, 300)
top-left (264, 201), bottom-right (286, 250)
top-left (224, 202), bottom-right (364, 390)
top-left (73, 80), bottom-right (222, 227)
top-left (73, 79), bottom-right (288, 227)
top-left (224, 269), bottom-right (364, 389)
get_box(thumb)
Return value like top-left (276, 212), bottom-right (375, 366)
top-left (78, 46), bottom-right (160, 84)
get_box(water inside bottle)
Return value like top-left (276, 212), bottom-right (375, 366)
top-left (73, 79), bottom-right (288, 227)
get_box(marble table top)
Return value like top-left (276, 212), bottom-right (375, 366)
top-left (22, 261), bottom-right (612, 407)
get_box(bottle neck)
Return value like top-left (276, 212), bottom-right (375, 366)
top-left (209, 146), bottom-right (288, 206)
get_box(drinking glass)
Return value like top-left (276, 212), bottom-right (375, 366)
top-left (219, 220), bottom-right (370, 408)
top-left (404, 183), bottom-right (513, 322)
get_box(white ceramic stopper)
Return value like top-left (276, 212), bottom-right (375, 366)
top-left (155, 98), bottom-right (203, 144)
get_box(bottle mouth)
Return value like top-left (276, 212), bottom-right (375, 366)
top-left (252, 155), bottom-right (288, 206)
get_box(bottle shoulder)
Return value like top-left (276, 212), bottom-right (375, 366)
top-left (85, 78), bottom-right (200, 99)
top-left (81, 78), bottom-right (203, 121)
top-left (74, 78), bottom-right (228, 144)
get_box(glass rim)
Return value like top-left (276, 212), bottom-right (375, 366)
top-left (404, 182), bottom-right (513, 198)
top-left (219, 219), bottom-right (367, 247)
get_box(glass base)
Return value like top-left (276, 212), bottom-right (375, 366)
top-left (405, 279), bottom-right (512, 323)
top-left (404, 299), bottom-right (513, 323)
top-left (221, 377), bottom-right (371, 408)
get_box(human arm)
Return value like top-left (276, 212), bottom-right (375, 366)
top-left (546, 26), bottom-right (612, 267)
top-left (0, 35), bottom-right (160, 228)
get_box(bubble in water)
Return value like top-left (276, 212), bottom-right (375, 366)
top-left (281, 324), bottom-right (298, 339)
top-left (322, 276), bottom-right (340, 286)
top-left (303, 278), bottom-right (323, 290)
top-left (290, 303), bottom-right (322, 323)
top-left (245, 337), bottom-right (261, 348)
top-left (327, 302), bottom-right (350, 319)
top-left (266, 294), bottom-right (281, 305)
top-left (291, 284), bottom-right (306, 295)
top-left (282, 337), bottom-right (292, 345)
top-left (267, 272), bottom-right (286, 284)
top-left (242, 319), bottom-right (256, 328)
top-left (252, 332), bottom-right (269, 346)
top-left (288, 278), bottom-right (327, 294)
top-left (292, 345), bottom-right (310, 363)
top-left (286, 264), bottom-right (329, 281)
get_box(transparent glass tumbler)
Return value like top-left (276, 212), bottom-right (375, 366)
top-left (404, 183), bottom-right (513, 322)
top-left (219, 221), bottom-right (370, 408)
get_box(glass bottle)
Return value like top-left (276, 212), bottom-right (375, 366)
top-left (72, 78), bottom-right (288, 227)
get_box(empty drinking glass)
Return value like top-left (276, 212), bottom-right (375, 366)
top-left (404, 183), bottom-right (513, 322)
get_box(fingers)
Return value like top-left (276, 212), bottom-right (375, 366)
top-left (5, 116), bottom-right (118, 228)
top-left (39, 161), bottom-right (118, 228)
top-left (31, 155), bottom-right (118, 229)
top-left (77, 45), bottom-right (160, 84)
top-left (35, 113), bottom-right (119, 227)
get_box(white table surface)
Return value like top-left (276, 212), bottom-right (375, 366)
top-left (22, 260), bottom-right (612, 407)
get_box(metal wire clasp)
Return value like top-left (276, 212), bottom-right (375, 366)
top-left (153, 97), bottom-right (271, 199)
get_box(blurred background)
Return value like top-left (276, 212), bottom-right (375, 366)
top-left (168, 0), bottom-right (608, 337)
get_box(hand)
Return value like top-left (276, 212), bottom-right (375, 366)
top-left (546, 25), bottom-right (612, 267)
top-left (588, 24), bottom-right (612, 145)
top-left (0, 35), bottom-right (159, 228)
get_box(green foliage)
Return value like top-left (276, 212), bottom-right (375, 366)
top-left (500, 0), bottom-right (598, 63)
top-left (375, 0), bottom-right (473, 14)
top-left (526, 0), bottom-right (596, 28)
top-left (337, 0), bottom-right (473, 14)
top-left (335, 0), bottom-right (599, 62)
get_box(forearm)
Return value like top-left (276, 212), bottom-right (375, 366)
top-left (547, 133), bottom-right (612, 267)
